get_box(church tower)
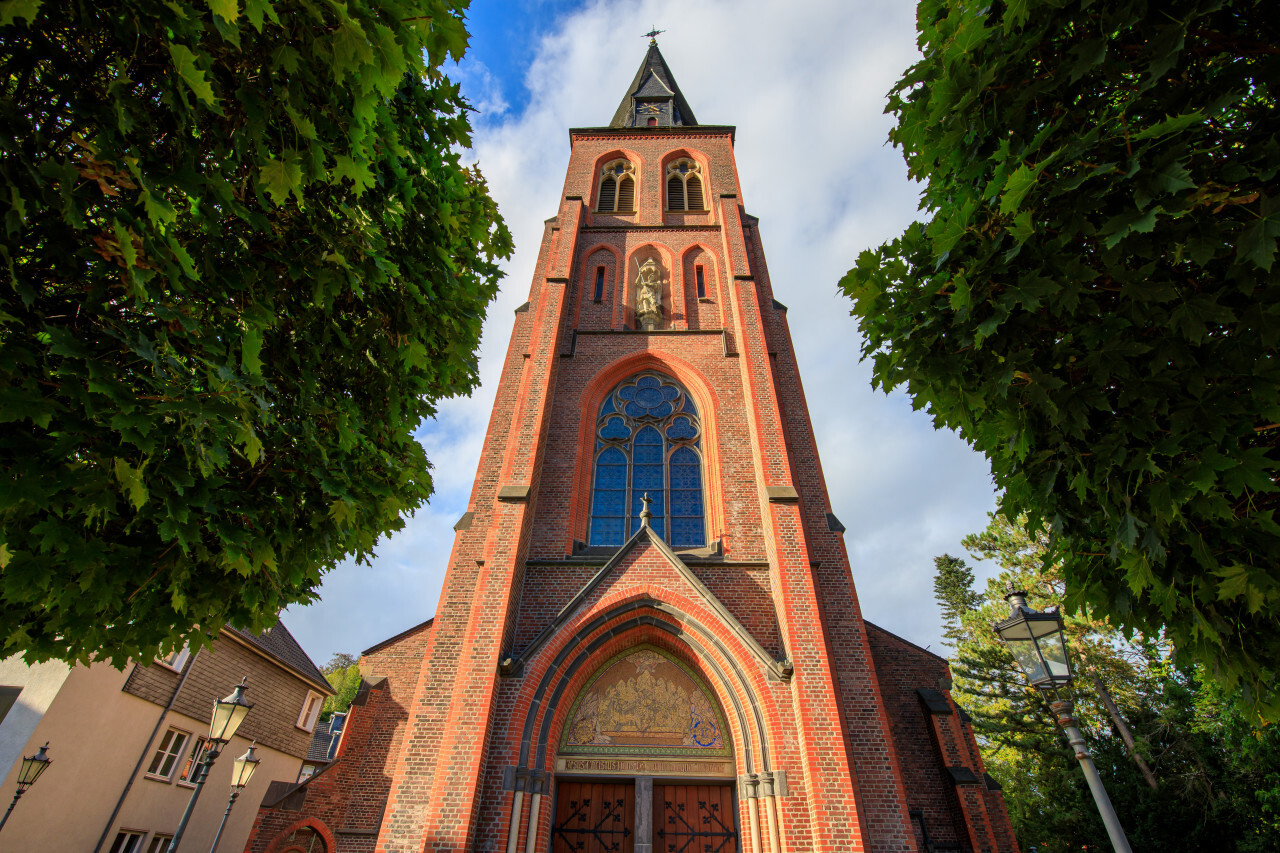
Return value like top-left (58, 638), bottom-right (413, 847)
top-left (244, 43), bottom-right (1018, 853)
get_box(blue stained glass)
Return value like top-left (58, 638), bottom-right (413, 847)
top-left (597, 466), bottom-right (626, 489)
top-left (592, 489), bottom-right (625, 516)
top-left (670, 489), bottom-right (703, 517)
top-left (635, 387), bottom-right (664, 408)
top-left (670, 464), bottom-right (700, 489)
top-left (633, 465), bottom-right (663, 490)
top-left (590, 373), bottom-right (705, 550)
top-left (599, 417), bottom-right (630, 440)
top-left (666, 417), bottom-right (698, 441)
top-left (670, 517), bottom-right (704, 548)
top-left (632, 491), bottom-right (665, 514)
top-left (591, 517), bottom-right (625, 546)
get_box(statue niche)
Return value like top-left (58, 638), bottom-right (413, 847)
top-left (634, 256), bottom-right (664, 331)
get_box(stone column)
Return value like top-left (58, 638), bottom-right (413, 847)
top-left (759, 772), bottom-right (784, 853)
top-left (742, 773), bottom-right (763, 853)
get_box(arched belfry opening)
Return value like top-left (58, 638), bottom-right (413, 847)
top-left (550, 644), bottom-right (740, 853)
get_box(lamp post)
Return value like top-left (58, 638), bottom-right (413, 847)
top-left (208, 742), bottom-right (260, 853)
top-left (167, 677), bottom-right (254, 853)
top-left (994, 589), bottom-right (1133, 853)
top-left (0, 742), bottom-right (51, 834)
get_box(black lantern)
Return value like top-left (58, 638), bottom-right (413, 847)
top-left (0, 743), bottom-right (51, 834)
top-left (15, 743), bottom-right (51, 791)
top-left (208, 677), bottom-right (253, 744)
top-left (993, 588), bottom-right (1072, 691)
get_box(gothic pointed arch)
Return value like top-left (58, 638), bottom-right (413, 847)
top-left (588, 372), bottom-right (706, 548)
top-left (560, 644), bottom-right (732, 760)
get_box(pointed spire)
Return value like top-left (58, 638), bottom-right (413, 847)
top-left (609, 41), bottom-right (698, 129)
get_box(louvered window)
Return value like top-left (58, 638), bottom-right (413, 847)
top-left (589, 373), bottom-right (706, 549)
top-left (686, 175), bottom-right (703, 210)
top-left (666, 159), bottom-right (705, 211)
top-left (597, 159), bottom-right (635, 213)
top-left (598, 177), bottom-right (616, 212)
top-left (666, 175), bottom-right (684, 211)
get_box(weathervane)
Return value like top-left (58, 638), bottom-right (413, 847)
top-left (643, 27), bottom-right (665, 44)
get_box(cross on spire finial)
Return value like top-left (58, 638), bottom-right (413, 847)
top-left (643, 27), bottom-right (664, 45)
top-left (639, 492), bottom-right (653, 527)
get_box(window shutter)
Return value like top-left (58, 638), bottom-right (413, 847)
top-left (686, 175), bottom-right (703, 210)
top-left (617, 176), bottom-right (634, 212)
top-left (598, 176), bottom-right (616, 212)
top-left (667, 175), bottom-right (684, 211)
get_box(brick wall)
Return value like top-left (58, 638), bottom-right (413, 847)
top-left (865, 623), bottom-right (1020, 853)
top-left (244, 620), bottom-right (433, 853)
top-left (262, 101), bottom-right (1023, 853)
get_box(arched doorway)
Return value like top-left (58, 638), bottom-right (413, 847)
top-left (550, 645), bottom-right (739, 852)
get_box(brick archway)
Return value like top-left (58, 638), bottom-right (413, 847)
top-left (262, 817), bottom-right (336, 853)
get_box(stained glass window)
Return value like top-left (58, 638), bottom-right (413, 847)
top-left (589, 372), bottom-right (707, 548)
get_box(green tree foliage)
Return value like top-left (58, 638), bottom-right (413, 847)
top-left (0, 1), bottom-right (512, 666)
top-left (940, 514), bottom-right (1280, 852)
top-left (321, 652), bottom-right (360, 719)
top-left (842, 0), bottom-right (1280, 713)
top-left (934, 553), bottom-right (981, 644)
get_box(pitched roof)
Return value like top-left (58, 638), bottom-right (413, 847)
top-left (304, 717), bottom-right (335, 763)
top-left (609, 41), bottom-right (698, 128)
top-left (225, 621), bottom-right (332, 694)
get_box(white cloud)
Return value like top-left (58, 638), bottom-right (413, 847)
top-left (285, 0), bottom-right (1000, 665)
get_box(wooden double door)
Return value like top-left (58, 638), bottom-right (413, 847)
top-left (552, 780), bottom-right (738, 853)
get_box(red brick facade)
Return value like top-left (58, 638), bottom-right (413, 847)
top-left (245, 46), bottom-right (1018, 853)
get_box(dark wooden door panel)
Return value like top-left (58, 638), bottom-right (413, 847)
top-left (552, 780), bottom-right (636, 853)
top-left (653, 784), bottom-right (738, 853)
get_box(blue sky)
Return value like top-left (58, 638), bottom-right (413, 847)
top-left (283, 0), bottom-right (1002, 667)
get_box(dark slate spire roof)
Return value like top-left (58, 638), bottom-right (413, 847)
top-left (609, 41), bottom-right (698, 128)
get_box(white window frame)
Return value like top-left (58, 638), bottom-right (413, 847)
top-left (144, 834), bottom-right (173, 853)
top-left (145, 727), bottom-right (191, 781)
top-left (109, 830), bottom-right (147, 853)
top-left (154, 644), bottom-right (190, 672)
top-left (176, 734), bottom-right (208, 787)
top-left (297, 690), bottom-right (323, 732)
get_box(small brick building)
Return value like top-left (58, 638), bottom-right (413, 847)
top-left (244, 43), bottom-right (1018, 853)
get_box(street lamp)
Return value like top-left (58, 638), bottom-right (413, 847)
top-left (0, 743), bottom-right (51, 834)
top-left (994, 589), bottom-right (1133, 853)
top-left (167, 677), bottom-right (254, 853)
top-left (208, 742), bottom-right (260, 853)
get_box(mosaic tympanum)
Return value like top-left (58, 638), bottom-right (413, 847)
top-left (561, 647), bottom-right (728, 756)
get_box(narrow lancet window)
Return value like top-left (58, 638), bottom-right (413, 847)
top-left (589, 372), bottom-right (706, 548)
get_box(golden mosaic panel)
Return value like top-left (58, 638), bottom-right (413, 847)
top-left (560, 646), bottom-right (731, 758)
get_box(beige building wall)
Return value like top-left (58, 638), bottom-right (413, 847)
top-left (0, 662), bottom-right (161, 851)
top-left (0, 662), bottom-right (303, 853)
top-left (0, 654), bottom-right (72, 777)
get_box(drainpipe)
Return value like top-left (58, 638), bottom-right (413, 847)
top-left (92, 650), bottom-right (200, 853)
